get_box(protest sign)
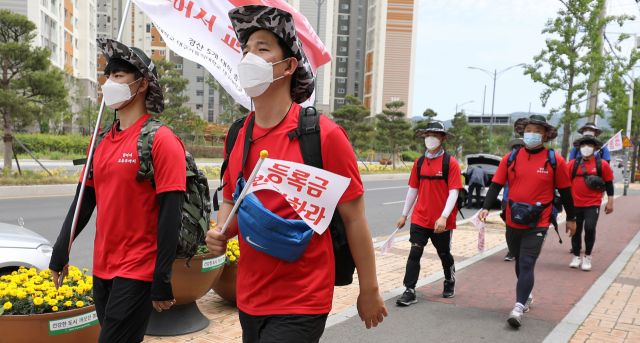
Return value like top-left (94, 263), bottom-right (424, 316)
top-left (605, 130), bottom-right (624, 152)
top-left (379, 229), bottom-right (399, 255)
top-left (248, 158), bottom-right (351, 234)
top-left (469, 210), bottom-right (485, 254)
top-left (133, 0), bottom-right (332, 109)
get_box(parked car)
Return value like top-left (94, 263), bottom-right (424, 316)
top-left (0, 222), bottom-right (53, 275)
top-left (461, 154), bottom-right (504, 207)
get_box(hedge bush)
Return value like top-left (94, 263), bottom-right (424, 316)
top-left (401, 150), bottom-right (422, 162)
top-left (12, 134), bottom-right (91, 155)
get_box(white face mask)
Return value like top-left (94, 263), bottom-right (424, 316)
top-left (425, 136), bottom-right (441, 150)
top-left (580, 146), bottom-right (595, 157)
top-left (583, 131), bottom-right (595, 137)
top-left (237, 52), bottom-right (288, 98)
top-left (101, 78), bottom-right (142, 109)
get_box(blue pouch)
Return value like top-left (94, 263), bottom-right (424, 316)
top-left (234, 178), bottom-right (314, 262)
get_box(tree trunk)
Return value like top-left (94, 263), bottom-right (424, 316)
top-left (632, 123), bottom-right (639, 183)
top-left (392, 146), bottom-right (396, 170)
top-left (3, 108), bottom-right (12, 171)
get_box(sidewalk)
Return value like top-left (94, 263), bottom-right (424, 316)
top-left (141, 216), bottom-right (510, 342)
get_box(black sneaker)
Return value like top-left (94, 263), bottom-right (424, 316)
top-left (443, 278), bottom-right (456, 298)
top-left (396, 288), bottom-right (417, 306)
top-left (504, 252), bottom-right (515, 261)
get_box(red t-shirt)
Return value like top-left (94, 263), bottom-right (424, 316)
top-left (408, 154), bottom-right (463, 230)
top-left (492, 148), bottom-right (571, 229)
top-left (82, 114), bottom-right (186, 281)
top-left (567, 158), bottom-right (614, 207)
top-left (223, 103), bottom-right (363, 316)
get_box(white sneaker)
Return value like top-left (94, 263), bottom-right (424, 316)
top-left (508, 307), bottom-right (523, 327)
top-left (582, 256), bottom-right (592, 271)
top-left (570, 256), bottom-right (581, 268)
top-left (523, 294), bottom-right (533, 313)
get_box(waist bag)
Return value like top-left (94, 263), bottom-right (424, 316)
top-left (509, 200), bottom-right (550, 227)
top-left (234, 178), bottom-right (314, 263)
top-left (572, 157), bottom-right (605, 191)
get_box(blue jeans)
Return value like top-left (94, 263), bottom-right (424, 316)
top-left (467, 183), bottom-right (482, 208)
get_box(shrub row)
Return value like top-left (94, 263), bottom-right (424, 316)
top-left (11, 134), bottom-right (91, 155)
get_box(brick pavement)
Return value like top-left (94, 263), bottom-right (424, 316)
top-left (142, 218), bottom-right (507, 342)
top-left (570, 248), bottom-right (640, 343)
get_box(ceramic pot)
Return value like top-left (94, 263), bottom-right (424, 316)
top-left (0, 305), bottom-right (100, 343)
top-left (212, 263), bottom-right (238, 303)
top-left (172, 253), bottom-right (225, 306)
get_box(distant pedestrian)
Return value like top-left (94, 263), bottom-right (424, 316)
top-left (569, 122), bottom-right (611, 163)
top-left (502, 139), bottom-right (525, 262)
top-left (396, 121), bottom-right (463, 306)
top-left (466, 165), bottom-right (489, 209)
top-left (567, 136), bottom-right (615, 271)
top-left (480, 115), bottom-right (576, 327)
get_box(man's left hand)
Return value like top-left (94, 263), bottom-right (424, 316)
top-left (566, 221), bottom-right (576, 237)
top-left (152, 299), bottom-right (176, 312)
top-left (434, 216), bottom-right (447, 233)
top-left (356, 289), bottom-right (388, 329)
top-left (605, 202), bottom-right (614, 214)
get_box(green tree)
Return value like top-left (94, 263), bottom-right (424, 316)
top-left (524, 0), bottom-right (639, 158)
top-left (206, 77), bottom-right (249, 126)
top-left (330, 94), bottom-right (373, 149)
top-left (153, 58), bottom-right (206, 135)
top-left (423, 108), bottom-right (437, 121)
top-left (604, 77), bottom-right (640, 181)
top-left (375, 100), bottom-right (412, 170)
top-left (0, 10), bottom-right (69, 171)
top-left (443, 112), bottom-right (468, 157)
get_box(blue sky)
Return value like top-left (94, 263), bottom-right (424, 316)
top-left (412, 0), bottom-right (640, 121)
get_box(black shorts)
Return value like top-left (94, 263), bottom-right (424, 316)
top-left (506, 225), bottom-right (548, 258)
top-left (409, 223), bottom-right (452, 252)
top-left (239, 309), bottom-right (328, 343)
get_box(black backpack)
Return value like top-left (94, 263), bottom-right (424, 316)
top-left (213, 107), bottom-right (356, 286)
top-left (415, 153), bottom-right (465, 218)
top-left (75, 118), bottom-right (211, 260)
top-left (571, 156), bottom-right (605, 190)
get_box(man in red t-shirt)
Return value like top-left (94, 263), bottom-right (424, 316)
top-left (567, 136), bottom-right (615, 271)
top-left (205, 6), bottom-right (387, 342)
top-left (395, 121), bottom-right (463, 306)
top-left (49, 40), bottom-right (186, 342)
top-left (479, 115), bottom-right (577, 328)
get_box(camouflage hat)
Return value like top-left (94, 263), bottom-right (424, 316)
top-left (228, 5), bottom-right (314, 104)
top-left (513, 114), bottom-right (558, 142)
top-left (507, 138), bottom-right (525, 150)
top-left (97, 38), bottom-right (164, 113)
top-left (573, 136), bottom-right (604, 149)
top-left (415, 121), bottom-right (455, 140)
top-left (577, 122), bottom-right (603, 136)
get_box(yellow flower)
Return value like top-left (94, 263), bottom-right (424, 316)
top-left (3, 302), bottom-right (12, 310)
top-left (82, 268), bottom-right (88, 272)
top-left (88, 297), bottom-right (93, 302)
top-left (235, 250), bottom-right (240, 257)
top-left (10, 271), bottom-right (16, 276)
top-left (64, 301), bottom-right (72, 307)
top-left (44, 296), bottom-right (51, 302)
top-left (75, 301), bottom-right (84, 307)
top-left (48, 299), bottom-right (57, 306)
top-left (56, 295), bottom-right (65, 301)
top-left (229, 256), bottom-right (236, 262)
top-left (52, 306), bottom-right (58, 312)
top-left (0, 291), bottom-right (6, 297)
top-left (17, 291), bottom-right (27, 299)
top-left (226, 251), bottom-right (232, 256)
top-left (33, 297), bottom-right (44, 306)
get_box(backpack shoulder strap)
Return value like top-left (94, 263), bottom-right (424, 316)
top-left (507, 148), bottom-right (519, 168)
top-left (416, 156), bottom-right (425, 181)
top-left (291, 106), bottom-right (323, 168)
top-left (572, 157), bottom-right (582, 180)
top-left (547, 149), bottom-right (557, 172)
top-left (213, 115), bottom-right (247, 211)
top-left (442, 152), bottom-right (451, 186)
top-left (136, 117), bottom-right (166, 186)
top-left (596, 156), bottom-right (602, 177)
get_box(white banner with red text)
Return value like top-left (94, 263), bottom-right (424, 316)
top-left (604, 130), bottom-right (624, 152)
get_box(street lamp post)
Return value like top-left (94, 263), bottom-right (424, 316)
top-left (455, 100), bottom-right (474, 114)
top-left (86, 96), bottom-right (92, 135)
top-left (624, 65), bottom-right (635, 196)
top-left (312, 0), bottom-right (326, 109)
top-left (468, 63), bottom-right (525, 151)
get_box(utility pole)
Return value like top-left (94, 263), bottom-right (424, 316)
top-left (490, 69), bottom-right (497, 148)
top-left (624, 62), bottom-right (636, 196)
top-left (482, 85), bottom-right (486, 115)
top-left (587, 0), bottom-right (607, 122)
top-left (313, 0), bottom-right (326, 109)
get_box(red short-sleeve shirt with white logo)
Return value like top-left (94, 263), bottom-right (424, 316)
top-left (81, 114), bottom-right (186, 281)
top-left (567, 158), bottom-right (614, 207)
top-left (223, 103), bottom-right (363, 316)
top-left (492, 148), bottom-right (571, 229)
top-left (408, 154), bottom-right (463, 230)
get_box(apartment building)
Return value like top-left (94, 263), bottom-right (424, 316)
top-left (363, 0), bottom-right (418, 117)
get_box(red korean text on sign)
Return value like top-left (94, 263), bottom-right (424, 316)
top-left (303, 204), bottom-right (326, 225)
top-left (222, 26), bottom-right (241, 53)
top-left (287, 197), bottom-right (308, 214)
top-left (307, 176), bottom-right (328, 198)
top-left (288, 169), bottom-right (310, 192)
top-left (266, 163), bottom-right (290, 184)
top-left (173, 0), bottom-right (217, 32)
top-left (252, 175), bottom-right (269, 188)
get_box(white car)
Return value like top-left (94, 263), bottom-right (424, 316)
top-left (461, 154), bottom-right (504, 206)
top-left (0, 222), bottom-right (53, 275)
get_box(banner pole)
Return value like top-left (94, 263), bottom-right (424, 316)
top-left (61, 0), bottom-right (133, 286)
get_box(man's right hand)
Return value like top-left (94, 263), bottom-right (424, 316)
top-left (397, 215), bottom-right (407, 229)
top-left (479, 209), bottom-right (490, 221)
top-left (52, 264), bottom-right (69, 289)
top-left (206, 226), bottom-right (227, 257)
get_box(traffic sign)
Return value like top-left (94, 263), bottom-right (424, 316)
top-left (623, 137), bottom-right (633, 148)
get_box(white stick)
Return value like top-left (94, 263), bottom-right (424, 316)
top-left (220, 150), bottom-right (269, 235)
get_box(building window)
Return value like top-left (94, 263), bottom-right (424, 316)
top-left (208, 97), bottom-right (214, 107)
top-left (160, 50), bottom-right (165, 56)
top-left (175, 64), bottom-right (182, 70)
top-left (338, 57), bottom-right (347, 62)
top-left (340, 36), bottom-right (347, 41)
top-left (338, 78), bottom-right (346, 83)
top-left (342, 4), bottom-right (349, 9)
top-left (196, 90), bottom-right (204, 96)
top-left (341, 15), bottom-right (348, 20)
top-left (151, 49), bottom-right (155, 55)
top-left (337, 99), bottom-right (345, 104)
top-left (197, 76), bottom-right (204, 82)
top-left (340, 25), bottom-right (348, 31)
top-left (146, 24), bottom-right (150, 32)
top-left (209, 88), bottom-right (214, 95)
top-left (197, 64), bottom-right (202, 69)
top-left (340, 47), bottom-right (347, 52)
top-left (151, 36), bottom-right (155, 42)
top-left (338, 88), bottom-right (345, 94)
top-left (196, 104), bottom-right (203, 110)
top-left (338, 68), bottom-right (346, 73)
top-left (160, 36), bottom-right (164, 42)
top-left (208, 109), bottom-right (214, 122)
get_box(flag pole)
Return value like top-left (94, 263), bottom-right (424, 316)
top-left (220, 150), bottom-right (269, 235)
top-left (61, 0), bottom-right (133, 286)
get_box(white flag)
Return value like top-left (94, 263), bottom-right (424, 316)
top-left (469, 210), bottom-right (485, 254)
top-left (604, 130), bottom-right (624, 152)
top-left (133, 0), bottom-right (332, 109)
top-left (379, 229), bottom-right (399, 255)
top-left (248, 158), bottom-right (351, 234)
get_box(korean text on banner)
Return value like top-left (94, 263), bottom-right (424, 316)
top-left (605, 130), bottom-right (624, 152)
top-left (469, 210), bottom-right (485, 254)
top-left (379, 229), bottom-right (399, 255)
top-left (248, 158), bottom-right (351, 234)
top-left (133, 0), bottom-right (332, 109)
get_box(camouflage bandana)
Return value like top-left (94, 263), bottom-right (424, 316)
top-left (97, 38), bottom-right (164, 113)
top-left (228, 5), bottom-right (315, 104)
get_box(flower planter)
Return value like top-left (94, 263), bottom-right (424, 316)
top-left (0, 305), bottom-right (100, 343)
top-left (212, 263), bottom-right (238, 303)
top-left (146, 253), bottom-right (225, 336)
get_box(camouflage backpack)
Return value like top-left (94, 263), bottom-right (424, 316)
top-left (77, 117), bottom-right (211, 260)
